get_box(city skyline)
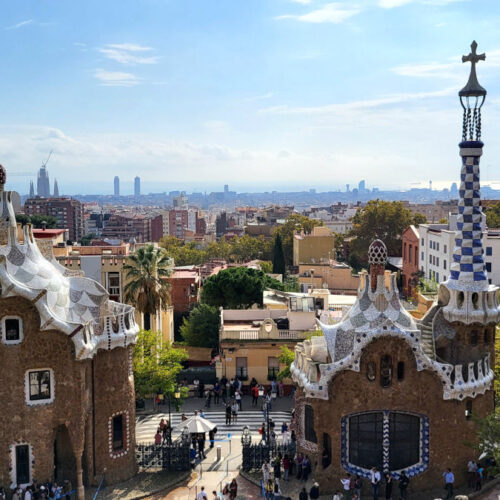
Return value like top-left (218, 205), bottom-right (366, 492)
top-left (2, 1), bottom-right (500, 195)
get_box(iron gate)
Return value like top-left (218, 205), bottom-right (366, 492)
top-left (136, 442), bottom-right (190, 470)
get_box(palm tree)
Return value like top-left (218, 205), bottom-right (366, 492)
top-left (123, 244), bottom-right (172, 330)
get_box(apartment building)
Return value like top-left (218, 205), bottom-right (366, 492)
top-left (403, 216), bottom-right (500, 293)
top-left (24, 197), bottom-right (84, 242)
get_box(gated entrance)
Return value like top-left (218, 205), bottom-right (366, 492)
top-left (136, 442), bottom-right (190, 471)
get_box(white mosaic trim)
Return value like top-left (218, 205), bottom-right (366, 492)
top-left (9, 442), bottom-right (34, 488)
top-left (108, 411), bottom-right (130, 459)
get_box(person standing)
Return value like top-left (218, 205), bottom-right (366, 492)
top-left (467, 460), bottom-right (477, 488)
top-left (225, 403), bottom-right (232, 425)
top-left (235, 390), bottom-right (242, 411)
top-left (196, 486), bottom-right (208, 500)
top-left (229, 479), bottom-right (238, 500)
top-left (354, 474), bottom-right (363, 499)
top-left (231, 400), bottom-right (239, 423)
top-left (398, 471), bottom-right (409, 500)
top-left (384, 473), bottom-right (392, 500)
top-left (299, 487), bottom-right (308, 500)
top-left (309, 481), bottom-right (320, 500)
top-left (443, 468), bottom-right (454, 499)
top-left (262, 460), bottom-right (271, 484)
top-left (370, 467), bottom-right (381, 500)
top-left (214, 381), bottom-right (220, 404)
top-left (282, 454), bottom-right (290, 481)
top-left (341, 473), bottom-right (352, 500)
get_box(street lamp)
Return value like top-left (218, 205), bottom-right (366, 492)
top-left (168, 388), bottom-right (181, 444)
top-left (241, 425), bottom-right (252, 446)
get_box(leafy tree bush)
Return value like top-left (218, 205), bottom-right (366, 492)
top-left (201, 267), bottom-right (283, 309)
top-left (485, 202), bottom-right (500, 228)
top-left (272, 233), bottom-right (286, 275)
top-left (15, 214), bottom-right (58, 228)
top-left (348, 200), bottom-right (426, 269)
top-left (133, 329), bottom-right (188, 401)
top-left (277, 345), bottom-right (295, 381)
top-left (180, 303), bottom-right (220, 348)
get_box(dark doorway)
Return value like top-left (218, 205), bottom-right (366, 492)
top-left (54, 425), bottom-right (77, 487)
top-left (144, 313), bottom-right (151, 331)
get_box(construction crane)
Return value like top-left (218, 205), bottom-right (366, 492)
top-left (41, 150), bottom-right (53, 169)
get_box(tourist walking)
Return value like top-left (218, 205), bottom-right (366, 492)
top-left (282, 454), bottom-right (290, 481)
top-left (265, 479), bottom-right (274, 500)
top-left (443, 468), bottom-right (454, 499)
top-left (467, 459), bottom-right (477, 488)
top-left (235, 390), bottom-right (242, 410)
top-left (398, 471), bottom-right (409, 500)
top-left (302, 455), bottom-right (311, 482)
top-left (299, 487), bottom-right (308, 500)
top-left (370, 467), bottom-right (381, 500)
top-left (225, 403), bottom-right (232, 425)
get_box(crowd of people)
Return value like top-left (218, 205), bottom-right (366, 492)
top-left (195, 479), bottom-right (238, 500)
top-left (0, 479), bottom-right (73, 500)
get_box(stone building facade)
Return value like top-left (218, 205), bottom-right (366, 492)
top-left (0, 166), bottom-right (139, 499)
top-left (290, 46), bottom-right (500, 496)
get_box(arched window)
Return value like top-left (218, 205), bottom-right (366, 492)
top-left (380, 355), bottom-right (392, 388)
top-left (367, 362), bottom-right (376, 382)
top-left (344, 411), bottom-right (425, 475)
top-left (397, 362), bottom-right (405, 381)
top-left (304, 405), bottom-right (317, 443)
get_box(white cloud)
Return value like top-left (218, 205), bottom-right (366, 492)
top-left (98, 43), bottom-right (159, 65)
top-left (260, 87), bottom-right (456, 115)
top-left (276, 3), bottom-right (361, 23)
top-left (93, 69), bottom-right (141, 87)
top-left (379, 0), bottom-right (466, 7)
top-left (5, 19), bottom-right (34, 30)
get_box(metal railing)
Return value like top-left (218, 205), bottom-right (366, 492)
top-left (221, 329), bottom-right (310, 341)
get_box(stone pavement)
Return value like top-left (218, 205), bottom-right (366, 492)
top-left (150, 471), bottom-right (261, 499)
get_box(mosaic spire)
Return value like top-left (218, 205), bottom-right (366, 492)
top-left (448, 41), bottom-right (488, 292)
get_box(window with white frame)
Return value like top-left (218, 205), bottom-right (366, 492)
top-left (2, 316), bottom-right (23, 344)
top-left (25, 369), bottom-right (54, 405)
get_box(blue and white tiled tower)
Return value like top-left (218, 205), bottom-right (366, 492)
top-left (442, 41), bottom-right (500, 324)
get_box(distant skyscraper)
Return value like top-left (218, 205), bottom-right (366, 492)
top-left (114, 176), bottom-right (120, 196)
top-left (37, 166), bottom-right (51, 197)
top-left (450, 182), bottom-right (458, 197)
top-left (134, 176), bottom-right (141, 197)
top-left (358, 180), bottom-right (366, 192)
top-left (224, 184), bottom-right (229, 193)
top-left (53, 179), bottom-right (59, 197)
top-left (346, 184), bottom-right (350, 192)
top-left (29, 180), bottom-right (34, 198)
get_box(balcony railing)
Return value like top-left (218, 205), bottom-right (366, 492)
top-left (221, 329), bottom-right (310, 341)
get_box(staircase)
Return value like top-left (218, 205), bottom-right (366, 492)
top-left (419, 324), bottom-right (436, 360)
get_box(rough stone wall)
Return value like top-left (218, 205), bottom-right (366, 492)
top-left (92, 346), bottom-right (137, 484)
top-left (0, 297), bottom-right (137, 491)
top-left (0, 297), bottom-right (90, 489)
top-left (297, 336), bottom-right (494, 495)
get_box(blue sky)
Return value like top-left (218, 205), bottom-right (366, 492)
top-left (1, 0), bottom-right (500, 195)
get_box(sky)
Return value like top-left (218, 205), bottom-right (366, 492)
top-left (1, 0), bottom-right (500, 195)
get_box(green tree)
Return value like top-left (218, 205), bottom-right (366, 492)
top-left (283, 275), bottom-right (300, 292)
top-left (123, 244), bottom-right (172, 326)
top-left (277, 345), bottom-right (295, 381)
top-left (180, 303), bottom-right (220, 348)
top-left (485, 202), bottom-right (500, 228)
top-left (201, 266), bottom-right (283, 309)
top-left (274, 214), bottom-right (323, 266)
top-left (80, 233), bottom-right (96, 246)
top-left (438, 217), bottom-right (448, 224)
top-left (470, 409), bottom-right (500, 476)
top-left (133, 329), bottom-right (188, 401)
top-left (348, 200), bottom-right (426, 269)
top-left (15, 214), bottom-right (58, 228)
top-left (272, 233), bottom-right (286, 275)
top-left (260, 261), bottom-right (273, 273)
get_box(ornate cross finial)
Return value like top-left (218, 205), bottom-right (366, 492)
top-left (459, 40), bottom-right (486, 97)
